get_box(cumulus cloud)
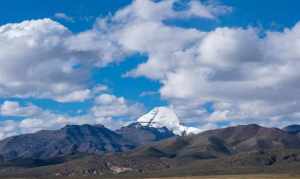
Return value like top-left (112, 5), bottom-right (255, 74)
top-left (159, 24), bottom-right (300, 126)
top-left (54, 13), bottom-right (74, 22)
top-left (0, 0), bottom-right (225, 103)
top-left (0, 101), bottom-right (42, 117)
top-left (95, 0), bottom-right (228, 79)
top-left (0, 0), bottom-right (227, 103)
top-left (0, 0), bottom-right (222, 138)
top-left (55, 89), bottom-right (92, 103)
top-left (0, 18), bottom-right (129, 102)
top-left (0, 101), bottom-right (71, 138)
top-left (2, 0), bottom-right (300, 137)
top-left (0, 19), bottom-right (87, 101)
top-left (162, 25), bottom-right (300, 128)
top-left (91, 93), bottom-right (145, 124)
top-left (89, 0), bottom-right (300, 128)
top-left (0, 94), bottom-right (144, 139)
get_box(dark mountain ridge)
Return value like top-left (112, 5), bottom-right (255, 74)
top-left (1, 124), bottom-right (300, 177)
top-left (283, 124), bottom-right (300, 134)
top-left (0, 124), bottom-right (134, 161)
top-left (140, 124), bottom-right (300, 160)
top-left (0, 122), bottom-right (176, 163)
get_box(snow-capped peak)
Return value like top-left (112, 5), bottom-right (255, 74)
top-left (137, 106), bottom-right (201, 136)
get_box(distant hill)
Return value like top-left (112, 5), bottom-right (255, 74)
top-left (283, 125), bottom-right (300, 134)
top-left (0, 122), bottom-right (176, 165)
top-left (134, 124), bottom-right (300, 159)
top-left (0, 124), bottom-right (135, 162)
top-left (1, 124), bottom-right (300, 178)
top-left (148, 124), bottom-right (300, 177)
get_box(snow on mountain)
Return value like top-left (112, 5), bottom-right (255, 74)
top-left (137, 106), bottom-right (201, 135)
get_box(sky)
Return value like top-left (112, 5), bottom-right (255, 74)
top-left (1, 0), bottom-right (300, 139)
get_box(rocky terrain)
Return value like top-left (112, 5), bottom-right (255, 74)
top-left (0, 123), bottom-right (300, 178)
top-left (0, 108), bottom-right (299, 178)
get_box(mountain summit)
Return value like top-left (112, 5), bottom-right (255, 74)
top-left (137, 106), bottom-right (201, 135)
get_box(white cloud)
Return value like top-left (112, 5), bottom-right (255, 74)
top-left (0, 101), bottom-right (70, 138)
top-left (140, 91), bottom-right (159, 97)
top-left (0, 120), bottom-right (20, 139)
top-left (0, 19), bottom-right (89, 101)
top-left (55, 89), bottom-right (91, 103)
top-left (109, 0), bottom-right (230, 23)
top-left (92, 85), bottom-right (109, 94)
top-left (0, 0), bottom-right (228, 103)
top-left (2, 0), bottom-right (300, 137)
top-left (0, 0), bottom-right (222, 139)
top-left (54, 13), bottom-right (74, 22)
top-left (0, 18), bottom-right (128, 102)
top-left (160, 24), bottom-right (300, 127)
top-left (89, 0), bottom-right (300, 128)
top-left (0, 101), bottom-right (42, 117)
top-left (64, 30), bottom-right (129, 67)
top-left (92, 93), bottom-right (144, 123)
top-left (94, 0), bottom-right (228, 79)
top-left (0, 94), bottom-right (145, 139)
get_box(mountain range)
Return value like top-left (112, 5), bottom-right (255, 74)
top-left (0, 107), bottom-right (300, 178)
top-left (283, 125), bottom-right (300, 134)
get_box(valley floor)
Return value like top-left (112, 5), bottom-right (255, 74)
top-left (150, 175), bottom-right (300, 179)
top-left (2, 174), bottom-right (300, 179)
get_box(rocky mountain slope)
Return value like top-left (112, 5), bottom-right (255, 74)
top-left (0, 122), bottom-right (177, 164)
top-left (0, 106), bottom-right (299, 178)
top-left (283, 125), bottom-right (300, 134)
top-left (0, 107), bottom-right (191, 164)
top-left (1, 124), bottom-right (300, 178)
top-left (116, 122), bottom-right (175, 145)
top-left (136, 124), bottom-right (300, 159)
top-left (0, 124), bottom-right (135, 162)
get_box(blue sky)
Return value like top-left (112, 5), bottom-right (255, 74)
top-left (0, 0), bottom-right (166, 111)
top-left (0, 0), bottom-right (131, 32)
top-left (2, 1), bottom-right (300, 31)
top-left (0, 0), bottom-right (300, 138)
